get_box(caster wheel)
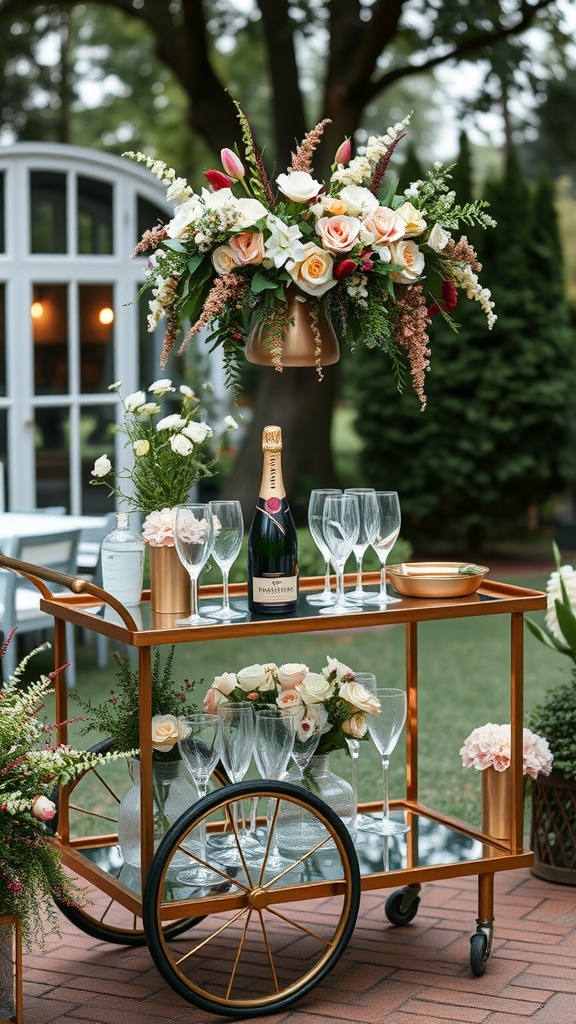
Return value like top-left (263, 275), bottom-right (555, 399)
top-left (385, 887), bottom-right (420, 926)
top-left (144, 779), bottom-right (361, 1017)
top-left (470, 931), bottom-right (488, 976)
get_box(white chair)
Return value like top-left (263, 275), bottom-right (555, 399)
top-left (0, 530), bottom-right (81, 685)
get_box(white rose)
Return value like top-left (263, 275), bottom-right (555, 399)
top-left (299, 671), bottom-right (335, 705)
top-left (167, 196), bottom-right (203, 238)
top-left (213, 672), bottom-right (238, 695)
top-left (389, 240), bottom-right (425, 283)
top-left (212, 244), bottom-right (238, 275)
top-left (277, 663), bottom-right (309, 689)
top-left (170, 433), bottom-right (194, 456)
top-left (124, 390), bottom-right (147, 413)
top-left (235, 197), bottom-right (268, 227)
top-left (237, 663), bottom-right (267, 692)
top-left (151, 714), bottom-right (189, 752)
top-left (323, 656), bottom-right (354, 681)
top-left (395, 201), bottom-right (427, 238)
top-left (182, 421), bottom-right (213, 443)
top-left (133, 439), bottom-right (150, 457)
top-left (156, 414), bottom-right (186, 431)
top-left (339, 680), bottom-right (381, 715)
top-left (286, 242), bottom-right (336, 297)
top-left (31, 795), bottom-right (57, 821)
top-left (276, 171), bottom-right (323, 203)
top-left (337, 185), bottom-right (379, 218)
top-left (91, 454), bottom-right (112, 478)
top-left (148, 378), bottom-right (175, 395)
top-left (427, 223), bottom-right (451, 251)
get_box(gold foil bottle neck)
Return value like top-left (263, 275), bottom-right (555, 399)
top-left (262, 425), bottom-right (282, 452)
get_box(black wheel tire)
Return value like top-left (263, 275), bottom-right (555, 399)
top-left (143, 779), bottom-right (361, 1017)
top-left (49, 739), bottom-right (228, 945)
top-left (470, 932), bottom-right (488, 976)
top-left (385, 888), bottom-right (420, 926)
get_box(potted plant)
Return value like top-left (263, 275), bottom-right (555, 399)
top-left (526, 543), bottom-right (576, 883)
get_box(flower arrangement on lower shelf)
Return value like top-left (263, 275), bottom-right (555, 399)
top-left (459, 723), bottom-right (553, 780)
top-left (203, 656), bottom-right (381, 755)
top-left (74, 647), bottom-right (198, 761)
top-left (0, 638), bottom-right (129, 949)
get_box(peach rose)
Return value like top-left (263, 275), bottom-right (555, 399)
top-left (151, 714), bottom-right (190, 752)
top-left (212, 244), bottom-right (237, 275)
top-left (276, 689), bottom-right (304, 712)
top-left (204, 687), bottom-right (229, 714)
top-left (339, 680), bottom-right (381, 715)
top-left (360, 206), bottom-right (405, 248)
top-left (277, 663), bottom-right (309, 689)
top-left (388, 240), bottom-right (425, 283)
top-left (341, 713), bottom-right (368, 739)
top-left (229, 231), bottom-right (265, 266)
top-left (315, 215), bottom-right (361, 254)
top-left (286, 242), bottom-right (336, 297)
top-left (395, 201), bottom-right (427, 238)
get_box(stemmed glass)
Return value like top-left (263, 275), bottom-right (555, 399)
top-left (253, 707), bottom-right (296, 870)
top-left (345, 488), bottom-right (378, 603)
top-left (344, 672), bottom-right (377, 829)
top-left (365, 688), bottom-right (410, 836)
top-left (306, 488), bottom-right (341, 606)
top-left (207, 500), bottom-right (246, 620)
top-left (213, 702), bottom-right (255, 863)
top-left (364, 491), bottom-right (402, 607)
top-left (177, 713), bottom-right (223, 884)
top-left (319, 493), bottom-right (361, 616)
top-left (174, 503), bottom-right (217, 626)
top-left (290, 713), bottom-right (322, 779)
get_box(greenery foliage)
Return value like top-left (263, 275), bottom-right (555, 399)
top-left (527, 680), bottom-right (576, 780)
top-left (73, 648), bottom-right (199, 761)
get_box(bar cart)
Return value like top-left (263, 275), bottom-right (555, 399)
top-left (0, 554), bottom-right (546, 1018)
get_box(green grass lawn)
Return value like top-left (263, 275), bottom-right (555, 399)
top-left (33, 568), bottom-right (564, 833)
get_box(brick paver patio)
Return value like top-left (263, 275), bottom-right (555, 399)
top-left (23, 868), bottom-right (576, 1024)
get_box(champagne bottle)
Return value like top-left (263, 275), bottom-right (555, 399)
top-left (247, 425), bottom-right (299, 615)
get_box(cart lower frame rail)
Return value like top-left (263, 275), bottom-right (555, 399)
top-left (0, 555), bottom-right (546, 1016)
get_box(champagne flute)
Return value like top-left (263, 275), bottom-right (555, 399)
top-left (177, 713), bottom-right (223, 884)
top-left (253, 707), bottom-right (296, 870)
top-left (345, 488), bottom-right (378, 602)
top-left (213, 702), bottom-right (255, 863)
top-left (366, 688), bottom-right (410, 836)
top-left (344, 672), bottom-right (377, 828)
top-left (364, 491), bottom-right (402, 607)
top-left (207, 500), bottom-right (246, 620)
top-left (290, 709), bottom-right (322, 778)
top-left (319, 493), bottom-right (361, 616)
top-left (306, 488), bottom-right (341, 606)
top-left (174, 503), bottom-right (217, 626)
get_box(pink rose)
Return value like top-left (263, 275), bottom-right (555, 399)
top-left (31, 795), bottom-right (57, 821)
top-left (277, 663), bottom-right (309, 690)
top-left (316, 215), bottom-right (361, 254)
top-left (276, 690), bottom-right (303, 712)
top-left (360, 206), bottom-right (405, 248)
top-left (229, 231), bottom-right (265, 266)
top-left (203, 688), bottom-right (228, 714)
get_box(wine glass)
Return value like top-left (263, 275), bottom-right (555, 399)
top-left (174, 503), bottom-right (217, 626)
top-left (213, 702), bottom-right (255, 863)
top-left (319, 493), bottom-right (361, 616)
top-left (344, 488), bottom-right (378, 603)
top-left (306, 488), bottom-right (341, 606)
top-left (289, 710), bottom-right (322, 778)
top-left (253, 707), bottom-right (296, 869)
top-left (177, 713), bottom-right (223, 884)
top-left (207, 500), bottom-right (246, 620)
top-left (344, 672), bottom-right (377, 829)
top-left (364, 491), bottom-right (402, 607)
top-left (365, 688), bottom-right (410, 836)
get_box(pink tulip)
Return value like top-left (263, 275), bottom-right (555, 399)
top-left (334, 258), bottom-right (356, 280)
top-left (221, 148), bottom-right (245, 180)
top-left (334, 138), bottom-right (351, 166)
top-left (204, 169), bottom-right (233, 191)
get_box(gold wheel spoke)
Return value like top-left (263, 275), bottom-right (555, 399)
top-left (263, 835), bottom-right (334, 889)
top-left (68, 804), bottom-right (117, 824)
top-left (225, 908), bottom-right (253, 1000)
top-left (258, 798), bottom-right (281, 885)
top-left (257, 910), bottom-right (280, 994)
top-left (175, 842), bottom-right (250, 893)
top-left (90, 768), bottom-right (122, 805)
top-left (175, 908), bottom-right (249, 965)
top-left (264, 905), bottom-right (333, 946)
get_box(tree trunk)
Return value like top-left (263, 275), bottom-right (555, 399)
top-left (223, 364), bottom-right (340, 523)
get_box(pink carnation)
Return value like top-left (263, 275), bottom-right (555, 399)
top-left (142, 507), bottom-right (176, 547)
top-left (460, 723), bottom-right (553, 779)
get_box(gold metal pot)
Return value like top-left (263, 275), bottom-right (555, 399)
top-left (245, 286), bottom-right (340, 367)
top-left (148, 544), bottom-right (191, 616)
top-left (481, 766), bottom-right (511, 842)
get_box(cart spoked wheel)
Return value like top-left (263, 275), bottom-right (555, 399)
top-left (49, 739), bottom-right (228, 945)
top-left (470, 929), bottom-right (490, 976)
top-left (143, 779), bottom-right (361, 1018)
top-left (385, 884), bottom-right (421, 926)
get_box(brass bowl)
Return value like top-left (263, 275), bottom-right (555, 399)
top-left (387, 562), bottom-right (489, 599)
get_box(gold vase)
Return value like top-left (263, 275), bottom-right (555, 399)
top-left (245, 285), bottom-right (340, 367)
top-left (148, 544), bottom-right (191, 616)
top-left (481, 766), bottom-right (511, 842)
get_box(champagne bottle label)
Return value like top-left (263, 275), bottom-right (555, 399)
top-left (251, 576), bottom-right (298, 603)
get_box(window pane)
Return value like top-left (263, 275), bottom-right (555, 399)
top-left (80, 403), bottom-right (116, 512)
top-left (137, 194), bottom-right (166, 244)
top-left (35, 406), bottom-right (70, 510)
top-left (78, 176), bottom-right (113, 254)
top-left (0, 283), bottom-right (5, 397)
top-left (79, 284), bottom-right (114, 393)
top-left (0, 171), bottom-right (5, 253)
top-left (0, 409), bottom-right (7, 509)
top-left (32, 284), bottom-right (68, 395)
top-left (30, 171), bottom-right (67, 253)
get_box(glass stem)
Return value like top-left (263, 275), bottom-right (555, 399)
top-left (335, 561), bottom-right (346, 606)
top-left (381, 755), bottom-right (390, 822)
top-left (354, 554), bottom-right (363, 593)
top-left (379, 560), bottom-right (388, 601)
top-left (190, 575), bottom-right (200, 618)
top-left (348, 739), bottom-right (359, 823)
top-left (221, 569), bottom-right (231, 612)
top-left (197, 783), bottom-right (208, 862)
top-left (323, 558), bottom-right (332, 595)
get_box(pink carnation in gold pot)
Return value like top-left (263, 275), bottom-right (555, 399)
top-left (460, 723), bottom-right (553, 780)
